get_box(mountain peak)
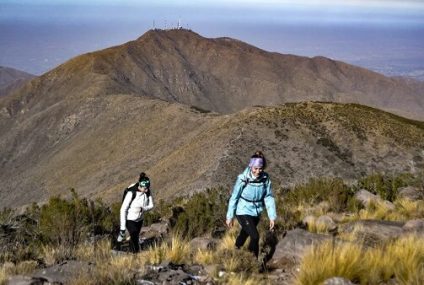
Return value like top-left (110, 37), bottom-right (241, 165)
top-left (2, 29), bottom-right (424, 120)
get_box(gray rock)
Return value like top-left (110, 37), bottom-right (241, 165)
top-left (7, 275), bottom-right (46, 285)
top-left (323, 277), bottom-right (355, 285)
top-left (267, 228), bottom-right (331, 268)
top-left (402, 219), bottom-right (424, 233)
top-left (32, 260), bottom-right (93, 284)
top-left (340, 220), bottom-right (404, 247)
top-left (397, 186), bottom-right (424, 201)
top-left (354, 189), bottom-right (395, 210)
top-left (316, 215), bottom-right (337, 232)
top-left (140, 222), bottom-right (169, 239)
top-left (189, 237), bottom-right (218, 251)
top-left (140, 266), bottom-right (194, 285)
top-left (354, 189), bottom-right (378, 207)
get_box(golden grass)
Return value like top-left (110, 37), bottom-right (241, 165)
top-left (217, 226), bottom-right (239, 252)
top-left (394, 199), bottom-right (424, 219)
top-left (193, 248), bottom-right (215, 265)
top-left (139, 235), bottom-right (190, 265)
top-left (0, 266), bottom-right (6, 285)
top-left (296, 240), bottom-right (364, 285)
top-left (224, 273), bottom-right (264, 285)
top-left (74, 239), bottom-right (112, 262)
top-left (305, 217), bottom-right (331, 234)
top-left (70, 254), bottom-right (139, 285)
top-left (296, 234), bottom-right (424, 285)
top-left (0, 261), bottom-right (38, 285)
top-left (342, 198), bottom-right (424, 223)
top-left (41, 244), bottom-right (74, 266)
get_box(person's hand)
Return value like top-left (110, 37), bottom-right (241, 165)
top-left (269, 220), bottom-right (275, 231)
top-left (117, 230), bottom-right (126, 242)
top-left (226, 219), bottom-right (233, 228)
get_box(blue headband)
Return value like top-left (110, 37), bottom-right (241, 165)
top-left (249, 158), bottom-right (264, 168)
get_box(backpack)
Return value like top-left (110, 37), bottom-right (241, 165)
top-left (238, 174), bottom-right (269, 216)
top-left (122, 183), bottom-right (138, 207)
top-left (239, 173), bottom-right (268, 203)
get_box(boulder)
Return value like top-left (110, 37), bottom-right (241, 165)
top-left (340, 220), bottom-right (404, 247)
top-left (267, 228), bottom-right (331, 268)
top-left (354, 189), bottom-right (395, 210)
top-left (397, 186), bottom-right (424, 201)
top-left (32, 260), bottom-right (93, 284)
top-left (189, 237), bottom-right (218, 251)
top-left (7, 275), bottom-right (46, 285)
top-left (402, 219), bottom-right (424, 233)
top-left (139, 222), bottom-right (169, 249)
top-left (316, 215), bottom-right (337, 232)
top-left (140, 263), bottom-right (209, 285)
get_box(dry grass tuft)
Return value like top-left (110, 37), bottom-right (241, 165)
top-left (296, 240), bottom-right (364, 285)
top-left (70, 254), bottom-right (139, 285)
top-left (41, 245), bottom-right (73, 266)
top-left (0, 261), bottom-right (38, 285)
top-left (305, 216), bottom-right (331, 234)
top-left (74, 239), bottom-right (112, 262)
top-left (193, 248), bottom-right (215, 265)
top-left (140, 235), bottom-right (190, 265)
top-left (296, 234), bottom-right (424, 285)
top-left (224, 273), bottom-right (264, 285)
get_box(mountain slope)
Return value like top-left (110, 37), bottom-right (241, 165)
top-left (1, 97), bottom-right (423, 208)
top-left (0, 66), bottom-right (34, 97)
top-left (1, 29), bottom-right (423, 120)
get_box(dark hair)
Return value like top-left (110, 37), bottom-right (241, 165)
top-left (139, 172), bottom-right (147, 182)
top-left (251, 150), bottom-right (267, 169)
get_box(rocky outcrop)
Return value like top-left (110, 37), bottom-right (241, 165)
top-left (267, 228), bottom-right (332, 268)
top-left (397, 186), bottom-right (424, 201)
top-left (339, 220), bottom-right (404, 246)
top-left (354, 189), bottom-right (395, 209)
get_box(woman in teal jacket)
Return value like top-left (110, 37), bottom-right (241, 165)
top-left (226, 151), bottom-right (277, 257)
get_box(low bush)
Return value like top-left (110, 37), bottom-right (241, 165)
top-left (172, 187), bottom-right (228, 238)
top-left (355, 173), bottom-right (415, 201)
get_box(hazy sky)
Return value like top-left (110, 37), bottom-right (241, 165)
top-left (1, 0), bottom-right (424, 78)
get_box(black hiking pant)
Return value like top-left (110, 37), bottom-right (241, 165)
top-left (126, 219), bottom-right (143, 253)
top-left (235, 215), bottom-right (260, 257)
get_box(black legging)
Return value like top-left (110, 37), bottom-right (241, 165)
top-left (126, 219), bottom-right (143, 253)
top-left (235, 215), bottom-right (260, 257)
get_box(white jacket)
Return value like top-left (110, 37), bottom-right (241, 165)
top-left (120, 186), bottom-right (154, 231)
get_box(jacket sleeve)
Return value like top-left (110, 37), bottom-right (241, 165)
top-left (144, 195), bottom-right (154, 211)
top-left (119, 192), bottom-right (132, 231)
top-left (264, 179), bottom-right (277, 220)
top-left (226, 176), bottom-right (244, 220)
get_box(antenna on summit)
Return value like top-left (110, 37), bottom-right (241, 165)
top-left (178, 17), bottom-right (182, 29)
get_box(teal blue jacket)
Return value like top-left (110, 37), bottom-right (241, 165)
top-left (226, 168), bottom-right (277, 220)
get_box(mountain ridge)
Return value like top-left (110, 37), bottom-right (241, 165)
top-left (0, 66), bottom-right (35, 97)
top-left (2, 29), bottom-right (424, 120)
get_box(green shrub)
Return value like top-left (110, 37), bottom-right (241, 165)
top-left (283, 177), bottom-right (352, 211)
top-left (38, 189), bottom-right (113, 249)
top-left (356, 173), bottom-right (415, 201)
top-left (172, 187), bottom-right (228, 238)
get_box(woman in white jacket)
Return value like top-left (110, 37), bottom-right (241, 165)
top-left (118, 173), bottom-right (154, 253)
